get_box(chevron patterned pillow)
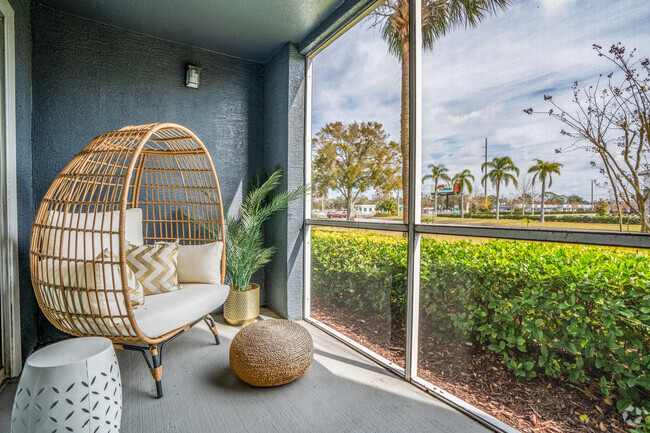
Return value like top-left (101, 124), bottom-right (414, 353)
top-left (126, 241), bottom-right (179, 295)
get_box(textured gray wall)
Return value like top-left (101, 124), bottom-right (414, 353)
top-left (31, 5), bottom-right (265, 344)
top-left (9, 0), bottom-right (34, 359)
top-left (263, 43), bottom-right (305, 319)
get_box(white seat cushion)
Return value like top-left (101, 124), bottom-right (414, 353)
top-left (134, 283), bottom-right (229, 338)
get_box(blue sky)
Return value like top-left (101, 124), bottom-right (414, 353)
top-left (311, 0), bottom-right (650, 201)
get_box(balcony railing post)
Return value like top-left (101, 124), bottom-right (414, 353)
top-left (405, 0), bottom-right (422, 382)
top-left (303, 57), bottom-right (313, 319)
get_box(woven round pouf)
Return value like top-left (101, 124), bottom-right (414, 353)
top-left (230, 320), bottom-right (313, 387)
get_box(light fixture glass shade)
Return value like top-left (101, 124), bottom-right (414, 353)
top-left (11, 337), bottom-right (121, 433)
top-left (186, 65), bottom-right (200, 88)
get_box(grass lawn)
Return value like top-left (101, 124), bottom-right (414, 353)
top-left (312, 216), bottom-right (644, 244)
top-left (313, 215), bottom-right (642, 232)
top-left (427, 216), bottom-right (641, 232)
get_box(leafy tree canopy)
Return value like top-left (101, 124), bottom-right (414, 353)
top-left (312, 121), bottom-right (400, 220)
top-left (544, 191), bottom-right (566, 204)
top-left (566, 194), bottom-right (587, 204)
top-left (376, 197), bottom-right (398, 215)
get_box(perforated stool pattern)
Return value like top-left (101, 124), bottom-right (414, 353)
top-left (11, 337), bottom-right (121, 433)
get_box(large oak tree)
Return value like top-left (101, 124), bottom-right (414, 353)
top-left (312, 121), bottom-right (400, 220)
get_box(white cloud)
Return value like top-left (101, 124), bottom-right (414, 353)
top-left (538, 0), bottom-right (580, 16)
top-left (312, 0), bottom-right (650, 201)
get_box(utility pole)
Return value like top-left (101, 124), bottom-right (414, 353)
top-left (484, 137), bottom-right (488, 207)
top-left (591, 179), bottom-right (594, 210)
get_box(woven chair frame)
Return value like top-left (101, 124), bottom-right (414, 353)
top-left (30, 123), bottom-right (226, 346)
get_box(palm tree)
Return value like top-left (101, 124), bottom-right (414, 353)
top-left (527, 159), bottom-right (563, 222)
top-left (481, 156), bottom-right (519, 220)
top-left (422, 163), bottom-right (451, 217)
top-left (374, 0), bottom-right (511, 223)
top-left (452, 169), bottom-right (474, 218)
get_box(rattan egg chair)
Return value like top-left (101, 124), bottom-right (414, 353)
top-left (30, 123), bottom-right (227, 398)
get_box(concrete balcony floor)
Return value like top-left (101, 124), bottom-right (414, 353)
top-left (0, 310), bottom-right (491, 432)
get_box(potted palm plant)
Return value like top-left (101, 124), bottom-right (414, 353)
top-left (222, 169), bottom-right (306, 326)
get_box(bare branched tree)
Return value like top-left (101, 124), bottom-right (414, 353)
top-left (525, 43), bottom-right (650, 232)
top-left (515, 174), bottom-right (534, 215)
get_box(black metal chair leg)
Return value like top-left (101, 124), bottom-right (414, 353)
top-left (120, 317), bottom-right (217, 399)
top-left (204, 314), bottom-right (220, 345)
top-left (149, 345), bottom-right (163, 398)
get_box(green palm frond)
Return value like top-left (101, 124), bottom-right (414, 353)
top-left (243, 170), bottom-right (283, 216)
top-left (224, 170), bottom-right (307, 291)
top-left (527, 159), bottom-right (563, 188)
top-left (423, 163), bottom-right (451, 184)
top-left (452, 169), bottom-right (474, 194)
top-left (376, 0), bottom-right (510, 58)
top-left (481, 156), bottom-right (520, 188)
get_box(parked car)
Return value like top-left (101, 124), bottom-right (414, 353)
top-left (327, 210), bottom-right (348, 218)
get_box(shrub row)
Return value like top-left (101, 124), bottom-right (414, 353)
top-left (544, 215), bottom-right (640, 224)
top-left (311, 230), bottom-right (650, 429)
top-left (426, 213), bottom-right (640, 224)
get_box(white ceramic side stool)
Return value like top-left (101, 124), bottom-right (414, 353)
top-left (11, 337), bottom-right (122, 433)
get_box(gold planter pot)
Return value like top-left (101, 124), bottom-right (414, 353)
top-left (223, 283), bottom-right (260, 326)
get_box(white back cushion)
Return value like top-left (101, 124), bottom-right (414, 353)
top-left (44, 208), bottom-right (144, 260)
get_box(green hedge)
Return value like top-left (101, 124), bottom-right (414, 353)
top-left (429, 213), bottom-right (640, 224)
top-left (312, 230), bottom-right (650, 429)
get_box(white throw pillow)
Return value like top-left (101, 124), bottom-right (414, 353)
top-left (95, 248), bottom-right (144, 308)
top-left (44, 208), bottom-right (143, 260)
top-left (177, 241), bottom-right (223, 284)
top-left (124, 208), bottom-right (144, 246)
top-left (38, 249), bottom-right (144, 318)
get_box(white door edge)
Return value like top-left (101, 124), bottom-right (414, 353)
top-left (0, 0), bottom-right (21, 379)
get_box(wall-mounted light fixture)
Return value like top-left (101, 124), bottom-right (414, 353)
top-left (186, 65), bottom-right (201, 89)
